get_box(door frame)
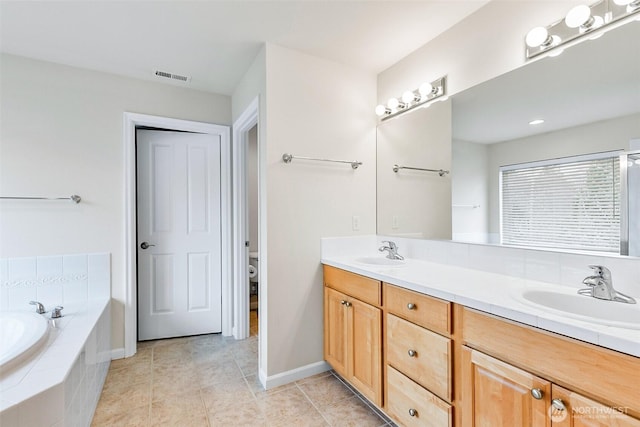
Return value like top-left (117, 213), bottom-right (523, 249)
top-left (123, 112), bottom-right (232, 358)
top-left (231, 98), bottom-right (259, 340)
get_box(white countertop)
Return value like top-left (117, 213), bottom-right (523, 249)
top-left (321, 256), bottom-right (640, 358)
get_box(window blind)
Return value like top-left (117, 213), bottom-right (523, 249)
top-left (501, 155), bottom-right (620, 252)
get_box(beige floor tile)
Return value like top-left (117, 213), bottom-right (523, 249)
top-left (255, 386), bottom-right (317, 420)
top-left (197, 359), bottom-right (244, 387)
top-left (152, 371), bottom-right (201, 400)
top-left (297, 374), bottom-right (355, 411)
top-left (93, 334), bottom-right (387, 427)
top-left (91, 403), bottom-right (150, 427)
top-left (200, 377), bottom-right (254, 410)
top-left (319, 395), bottom-right (387, 427)
top-left (246, 374), bottom-right (297, 397)
top-left (150, 393), bottom-right (208, 427)
top-left (152, 343), bottom-right (192, 365)
top-left (97, 381), bottom-right (152, 413)
top-left (207, 395), bottom-right (266, 426)
top-left (267, 412), bottom-right (329, 427)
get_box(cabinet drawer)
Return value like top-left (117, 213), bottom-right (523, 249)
top-left (387, 366), bottom-right (452, 427)
top-left (323, 265), bottom-right (381, 306)
top-left (384, 283), bottom-right (451, 334)
top-left (386, 314), bottom-right (451, 402)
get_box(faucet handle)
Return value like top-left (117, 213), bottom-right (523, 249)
top-left (51, 306), bottom-right (64, 319)
top-left (382, 240), bottom-right (397, 249)
top-left (588, 265), bottom-right (611, 279)
top-left (29, 301), bottom-right (46, 314)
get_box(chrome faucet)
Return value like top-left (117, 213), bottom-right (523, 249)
top-left (579, 265), bottom-right (636, 304)
top-left (51, 306), bottom-right (64, 319)
top-left (378, 240), bottom-right (404, 260)
top-left (29, 300), bottom-right (46, 314)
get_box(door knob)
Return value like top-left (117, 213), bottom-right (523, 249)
top-left (140, 242), bottom-right (155, 250)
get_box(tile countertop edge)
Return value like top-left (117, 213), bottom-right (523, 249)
top-left (321, 257), bottom-right (640, 358)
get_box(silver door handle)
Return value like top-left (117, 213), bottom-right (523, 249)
top-left (140, 242), bottom-right (155, 250)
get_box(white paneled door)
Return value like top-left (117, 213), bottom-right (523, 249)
top-left (137, 129), bottom-right (222, 340)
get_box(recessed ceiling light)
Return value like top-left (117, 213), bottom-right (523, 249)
top-left (529, 119), bottom-right (545, 125)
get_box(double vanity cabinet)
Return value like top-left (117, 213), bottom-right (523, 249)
top-left (323, 264), bottom-right (640, 427)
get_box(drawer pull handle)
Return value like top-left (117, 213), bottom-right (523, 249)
top-left (530, 388), bottom-right (543, 400)
top-left (407, 303), bottom-right (416, 310)
top-left (344, 301), bottom-right (352, 307)
top-left (408, 408), bottom-right (418, 417)
top-left (340, 300), bottom-right (347, 305)
top-left (407, 349), bottom-right (417, 357)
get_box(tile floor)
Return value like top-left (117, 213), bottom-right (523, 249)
top-left (91, 332), bottom-right (393, 426)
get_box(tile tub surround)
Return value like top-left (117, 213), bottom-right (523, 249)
top-left (0, 253), bottom-right (111, 310)
top-left (91, 334), bottom-right (392, 427)
top-left (321, 235), bottom-right (640, 357)
top-left (0, 253), bottom-right (111, 426)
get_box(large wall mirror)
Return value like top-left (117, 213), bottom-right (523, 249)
top-left (376, 21), bottom-right (640, 256)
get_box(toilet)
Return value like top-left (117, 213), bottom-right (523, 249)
top-left (248, 251), bottom-right (259, 310)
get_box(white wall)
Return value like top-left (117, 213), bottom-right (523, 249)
top-left (0, 53), bottom-right (231, 350)
top-left (377, 0), bottom-right (584, 103)
top-left (452, 139), bottom-right (490, 243)
top-left (377, 101), bottom-right (452, 238)
top-left (263, 44), bottom-right (376, 377)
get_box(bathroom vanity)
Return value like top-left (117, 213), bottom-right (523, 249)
top-left (322, 261), bottom-right (640, 427)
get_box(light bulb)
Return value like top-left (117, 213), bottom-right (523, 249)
top-left (375, 104), bottom-right (389, 116)
top-left (526, 27), bottom-right (549, 47)
top-left (402, 90), bottom-right (416, 104)
top-left (387, 98), bottom-right (399, 109)
top-left (418, 83), bottom-right (433, 97)
top-left (565, 5), bottom-right (591, 28)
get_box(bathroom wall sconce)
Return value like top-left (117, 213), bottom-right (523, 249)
top-left (375, 76), bottom-right (446, 121)
top-left (525, 0), bottom-right (640, 59)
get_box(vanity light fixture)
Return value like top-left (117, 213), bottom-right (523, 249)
top-left (565, 4), bottom-right (604, 32)
top-left (375, 76), bottom-right (446, 121)
top-left (614, 0), bottom-right (640, 12)
top-left (525, 0), bottom-right (640, 59)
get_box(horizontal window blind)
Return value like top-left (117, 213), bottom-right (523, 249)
top-left (501, 155), bottom-right (620, 252)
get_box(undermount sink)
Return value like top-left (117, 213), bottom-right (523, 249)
top-left (354, 256), bottom-right (405, 266)
top-left (517, 288), bottom-right (640, 329)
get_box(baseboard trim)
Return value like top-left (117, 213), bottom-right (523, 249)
top-left (111, 348), bottom-right (125, 360)
top-left (262, 361), bottom-right (331, 390)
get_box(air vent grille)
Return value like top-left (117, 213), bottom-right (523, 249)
top-left (154, 70), bottom-right (191, 83)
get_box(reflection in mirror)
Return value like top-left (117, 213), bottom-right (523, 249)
top-left (376, 21), bottom-right (639, 255)
top-left (450, 21), bottom-right (640, 254)
top-left (376, 99), bottom-right (452, 238)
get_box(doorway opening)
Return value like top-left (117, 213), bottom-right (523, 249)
top-left (246, 124), bottom-right (259, 336)
top-left (123, 113), bottom-right (231, 358)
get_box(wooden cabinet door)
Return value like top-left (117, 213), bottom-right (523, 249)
top-left (462, 346), bottom-right (551, 427)
top-left (551, 385), bottom-right (640, 427)
top-left (349, 297), bottom-right (382, 407)
top-left (324, 286), bottom-right (348, 377)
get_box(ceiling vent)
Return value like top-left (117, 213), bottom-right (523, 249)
top-left (153, 70), bottom-right (191, 83)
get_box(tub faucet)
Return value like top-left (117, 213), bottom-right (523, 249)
top-left (29, 300), bottom-right (46, 314)
top-left (379, 240), bottom-right (404, 260)
top-left (51, 306), bottom-right (64, 319)
top-left (579, 265), bottom-right (636, 304)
